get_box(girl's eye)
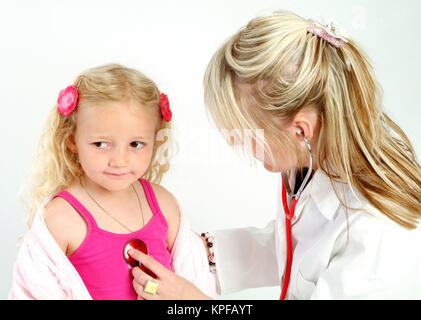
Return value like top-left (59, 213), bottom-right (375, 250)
top-left (130, 141), bottom-right (144, 149)
top-left (93, 142), bottom-right (108, 149)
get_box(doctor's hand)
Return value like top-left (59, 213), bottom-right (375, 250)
top-left (128, 249), bottom-right (212, 300)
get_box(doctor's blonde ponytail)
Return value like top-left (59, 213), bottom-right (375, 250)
top-left (204, 10), bottom-right (421, 229)
top-left (318, 33), bottom-right (421, 229)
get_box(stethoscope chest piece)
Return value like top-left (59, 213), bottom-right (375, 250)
top-left (123, 239), bottom-right (148, 268)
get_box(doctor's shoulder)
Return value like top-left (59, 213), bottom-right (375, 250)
top-left (43, 193), bottom-right (87, 257)
top-left (320, 205), bottom-right (421, 298)
top-left (335, 195), bottom-right (421, 257)
top-left (149, 183), bottom-right (181, 252)
top-left (330, 186), bottom-right (421, 252)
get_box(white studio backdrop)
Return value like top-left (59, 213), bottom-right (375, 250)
top-left (0, 0), bottom-right (420, 300)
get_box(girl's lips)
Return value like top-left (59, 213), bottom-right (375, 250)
top-left (104, 172), bottom-right (129, 177)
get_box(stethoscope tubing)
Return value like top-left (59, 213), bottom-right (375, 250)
top-left (279, 184), bottom-right (298, 300)
top-left (279, 129), bottom-right (313, 300)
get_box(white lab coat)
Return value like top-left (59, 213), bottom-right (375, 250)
top-left (212, 169), bottom-right (421, 299)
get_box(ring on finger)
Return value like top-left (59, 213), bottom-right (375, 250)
top-left (144, 279), bottom-right (159, 295)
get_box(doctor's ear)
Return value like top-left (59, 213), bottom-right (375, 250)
top-left (286, 104), bottom-right (320, 141)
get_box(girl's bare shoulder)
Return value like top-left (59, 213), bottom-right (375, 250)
top-left (43, 183), bottom-right (87, 256)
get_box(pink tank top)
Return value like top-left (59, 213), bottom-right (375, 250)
top-left (52, 179), bottom-right (174, 300)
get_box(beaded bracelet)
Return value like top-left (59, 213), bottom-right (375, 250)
top-left (201, 232), bottom-right (217, 274)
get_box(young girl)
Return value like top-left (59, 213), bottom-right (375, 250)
top-left (128, 10), bottom-right (421, 300)
top-left (9, 63), bottom-right (216, 300)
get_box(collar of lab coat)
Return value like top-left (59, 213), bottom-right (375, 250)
top-left (288, 169), bottom-right (348, 222)
top-left (309, 170), bottom-right (343, 221)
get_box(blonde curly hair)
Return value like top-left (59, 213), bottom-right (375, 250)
top-left (22, 63), bottom-right (174, 230)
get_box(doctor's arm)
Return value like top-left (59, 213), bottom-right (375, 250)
top-left (130, 220), bottom-right (282, 299)
top-left (211, 220), bottom-right (281, 295)
top-left (130, 249), bottom-right (212, 300)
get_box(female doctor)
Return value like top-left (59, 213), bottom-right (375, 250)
top-left (129, 10), bottom-right (421, 299)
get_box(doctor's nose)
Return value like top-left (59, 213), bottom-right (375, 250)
top-left (109, 147), bottom-right (129, 167)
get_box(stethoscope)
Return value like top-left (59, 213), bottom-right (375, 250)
top-left (123, 239), bottom-right (157, 278)
top-left (279, 128), bottom-right (313, 300)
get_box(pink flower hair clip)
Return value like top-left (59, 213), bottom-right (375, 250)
top-left (57, 85), bottom-right (79, 116)
top-left (307, 21), bottom-right (348, 48)
top-left (159, 93), bottom-right (172, 122)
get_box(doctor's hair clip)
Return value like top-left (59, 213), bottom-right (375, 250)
top-left (307, 21), bottom-right (348, 48)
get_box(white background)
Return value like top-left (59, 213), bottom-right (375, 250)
top-left (1, 0), bottom-right (420, 300)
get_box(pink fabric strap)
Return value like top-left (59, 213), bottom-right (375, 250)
top-left (139, 179), bottom-right (167, 226)
top-left (52, 191), bottom-right (96, 229)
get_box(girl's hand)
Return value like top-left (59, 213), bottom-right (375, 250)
top-left (128, 249), bottom-right (212, 300)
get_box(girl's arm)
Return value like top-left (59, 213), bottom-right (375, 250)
top-left (9, 210), bottom-right (92, 300)
top-left (43, 197), bottom-right (87, 257)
